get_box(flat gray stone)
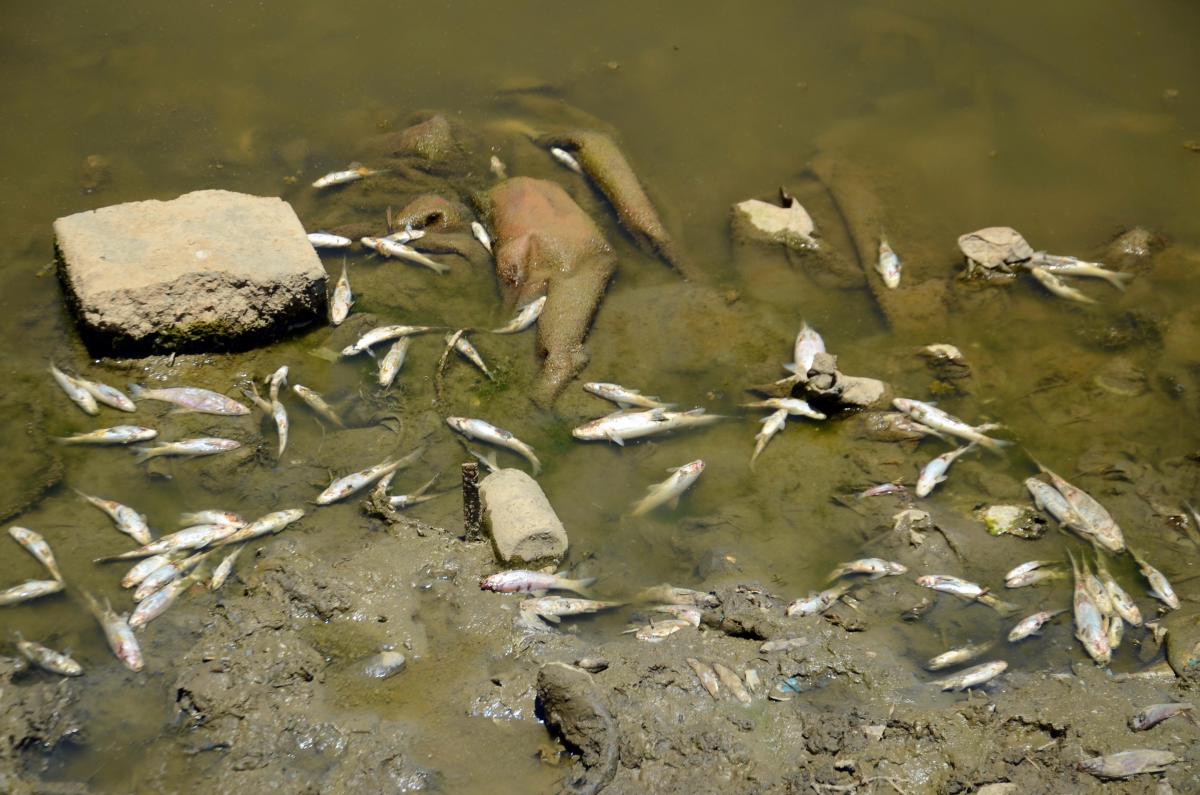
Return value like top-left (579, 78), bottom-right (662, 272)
top-left (54, 189), bottom-right (327, 355)
top-left (478, 469), bottom-right (567, 564)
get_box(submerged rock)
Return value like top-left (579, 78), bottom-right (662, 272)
top-left (361, 650), bottom-right (407, 680)
top-left (730, 197), bottom-right (817, 251)
top-left (478, 468), bottom-right (568, 564)
top-left (536, 662), bottom-right (619, 795)
top-left (54, 189), bottom-right (327, 356)
top-left (957, 226), bottom-right (1035, 276)
top-left (975, 505), bottom-right (1046, 539)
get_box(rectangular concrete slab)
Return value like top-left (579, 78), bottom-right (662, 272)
top-left (54, 189), bottom-right (327, 355)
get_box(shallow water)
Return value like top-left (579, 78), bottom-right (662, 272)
top-left (2, 1), bottom-right (1199, 792)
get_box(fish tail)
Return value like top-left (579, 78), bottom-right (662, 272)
top-left (1104, 270), bottom-right (1135, 291)
top-left (976, 435), bottom-right (1012, 455)
top-left (565, 576), bottom-right (598, 597)
top-left (128, 383), bottom-right (146, 400)
top-left (50, 436), bottom-right (75, 445)
top-left (132, 446), bottom-right (160, 464)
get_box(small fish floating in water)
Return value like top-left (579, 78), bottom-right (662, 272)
top-left (74, 489), bottom-right (153, 545)
top-left (312, 165), bottom-right (382, 189)
top-left (572, 408), bottom-right (723, 446)
top-left (549, 146), bottom-right (583, 174)
top-left (49, 363), bottom-right (98, 415)
top-left (480, 570), bottom-right (596, 596)
top-left (892, 398), bottom-right (1008, 454)
top-left (0, 579), bottom-right (64, 607)
top-left (444, 332), bottom-right (495, 381)
top-left (786, 321), bottom-right (825, 378)
top-left (386, 475), bottom-right (442, 510)
top-left (128, 384), bottom-right (250, 416)
top-left (925, 641), bottom-right (993, 671)
top-left (1032, 461), bottom-right (1125, 553)
top-left (470, 221), bottom-right (493, 253)
top-left (1129, 548), bottom-right (1179, 610)
top-left (1008, 609), bottom-right (1067, 642)
top-left (291, 384), bottom-right (344, 427)
top-left (828, 558), bottom-right (907, 581)
top-left (53, 426), bottom-right (158, 445)
top-left (95, 523), bottom-right (238, 561)
top-left (491, 296), bottom-right (547, 335)
top-left (308, 232), bottom-right (353, 249)
top-left (916, 574), bottom-right (1016, 614)
top-left (209, 544), bottom-right (246, 591)
top-left (360, 237), bottom-right (449, 274)
top-left (377, 338), bottom-right (411, 388)
top-left (930, 660), bottom-right (1007, 691)
top-left (133, 550), bottom-right (209, 602)
top-left (121, 553), bottom-right (180, 589)
top-left (1069, 551), bottom-right (1111, 665)
top-left (915, 443), bottom-right (978, 498)
top-left (741, 397), bottom-right (826, 420)
top-left (14, 633), bottom-right (83, 677)
top-left (330, 263), bottom-right (353, 325)
top-left (317, 451), bottom-right (420, 505)
top-left (446, 417), bottom-right (540, 475)
top-left (750, 409), bottom-right (786, 468)
top-left (631, 460), bottom-right (705, 516)
top-left (583, 381), bottom-right (674, 410)
top-left (133, 437), bottom-right (241, 463)
top-left (213, 509), bottom-right (304, 547)
top-left (8, 526), bottom-right (64, 582)
top-left (81, 590), bottom-right (142, 671)
top-left (1033, 254), bottom-right (1133, 291)
top-left (73, 374), bottom-right (136, 412)
top-left (1028, 265), bottom-right (1096, 304)
top-left (129, 572), bottom-right (202, 629)
top-left (876, 232), bottom-right (901, 289)
top-left (341, 325), bottom-right (441, 357)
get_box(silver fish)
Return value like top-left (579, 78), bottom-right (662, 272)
top-left (519, 596), bottom-right (621, 623)
top-left (631, 618), bottom-right (691, 641)
top-left (14, 634), bottom-right (83, 677)
top-left (1034, 462), bottom-right (1125, 553)
top-left (786, 583), bottom-right (849, 617)
top-left (75, 490), bottom-right (152, 545)
top-left (1024, 477), bottom-right (1086, 530)
top-left (1129, 703), bottom-right (1194, 732)
top-left (133, 437), bottom-right (241, 463)
top-left (49, 363), bottom-right (98, 415)
top-left (330, 263), bottom-right (353, 325)
top-left (686, 658), bottom-right (721, 699)
top-left (386, 475), bottom-right (442, 510)
top-left (213, 509), bottom-right (304, 546)
top-left (549, 146), bottom-right (583, 174)
top-left (491, 296), bottom-right (546, 334)
top-left (128, 385), bottom-right (249, 416)
top-left (470, 221), bottom-right (493, 252)
top-left (713, 662), bottom-right (752, 704)
top-left (632, 460), bottom-right (705, 516)
top-left (291, 384), bottom-right (344, 427)
top-left (751, 409), bottom-right (787, 467)
top-left (915, 443), bottom-right (978, 497)
top-left (1033, 255), bottom-right (1133, 291)
top-left (384, 226), bottom-right (425, 244)
top-left (308, 232), bottom-right (353, 248)
top-left (1006, 567), bottom-right (1066, 589)
top-left (583, 382), bottom-right (674, 410)
top-left (876, 233), bottom-right (901, 289)
top-left (209, 544), bottom-right (245, 591)
top-left (445, 332), bottom-right (495, 380)
top-left (378, 338), bottom-right (411, 388)
top-left (445, 417), bottom-right (540, 474)
top-left (53, 426), bottom-right (158, 445)
top-left (341, 325), bottom-right (440, 356)
top-left (1028, 265), bottom-right (1096, 304)
top-left (1097, 559), bottom-right (1142, 626)
top-left (892, 399), bottom-right (1008, 454)
top-left (787, 321), bottom-right (826, 378)
top-left (1077, 750), bottom-right (1178, 779)
top-left (572, 407), bottom-right (723, 446)
top-left (74, 375), bottom-right (136, 412)
top-left (635, 585), bottom-right (719, 609)
top-left (650, 605), bottom-right (702, 626)
top-left (266, 366), bottom-right (287, 401)
top-left (81, 590), bottom-right (142, 671)
top-left (121, 553), bottom-right (178, 589)
top-left (361, 237), bottom-right (449, 274)
top-left (931, 660), bottom-right (1007, 691)
top-left (480, 570), bottom-right (596, 596)
top-left (489, 155), bottom-right (508, 179)
top-left (270, 399), bottom-right (288, 459)
top-left (925, 641), bottom-right (993, 671)
top-left (0, 579), bottom-right (63, 606)
top-left (8, 526), bottom-right (64, 582)
top-left (178, 510), bottom-right (244, 527)
top-left (1070, 551), bottom-right (1111, 665)
top-left (96, 523), bottom-right (237, 561)
top-left (317, 452), bottom-right (418, 504)
top-left (741, 398), bottom-right (826, 420)
top-left (1008, 609), bottom-right (1067, 642)
top-left (916, 574), bottom-right (987, 599)
top-left (129, 572), bottom-right (201, 629)
top-left (133, 550), bottom-right (209, 602)
top-left (1130, 550), bottom-right (1179, 610)
top-left (828, 558), bottom-right (907, 581)
top-left (312, 165), bottom-right (380, 189)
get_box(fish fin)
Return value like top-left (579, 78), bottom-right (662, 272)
top-left (539, 612), bottom-right (561, 624)
top-left (128, 384), bottom-right (146, 400)
top-left (168, 407), bottom-right (196, 416)
top-left (977, 436), bottom-right (1012, 455)
top-left (782, 363), bottom-right (798, 374)
top-left (132, 447), bottom-right (157, 464)
top-left (606, 431), bottom-right (625, 447)
top-left (1105, 270), bottom-right (1135, 291)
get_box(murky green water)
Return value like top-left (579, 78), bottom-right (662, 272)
top-left (2, 1), bottom-right (1199, 792)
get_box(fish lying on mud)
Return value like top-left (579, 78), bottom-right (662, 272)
top-left (54, 426), bottom-right (157, 445)
top-left (317, 452), bottom-right (420, 505)
top-left (132, 437), bottom-right (241, 463)
top-left (14, 633), bottom-right (83, 676)
top-left (8, 526), bottom-right (64, 582)
top-left (75, 490), bottom-right (153, 545)
top-left (480, 570), bottom-right (596, 596)
top-left (49, 363), bottom-right (98, 415)
top-left (81, 590), bottom-right (142, 671)
top-left (572, 408), bottom-right (723, 445)
top-left (445, 417), bottom-right (540, 474)
top-left (892, 398), bottom-right (1008, 454)
top-left (128, 384), bottom-right (249, 415)
top-left (583, 382), bottom-right (675, 410)
top-left (292, 384), bottom-right (344, 427)
top-left (631, 460), bottom-right (705, 516)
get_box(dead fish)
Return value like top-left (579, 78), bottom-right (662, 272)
top-left (49, 363), bottom-right (98, 415)
top-left (81, 590), bottom-right (142, 671)
top-left (1033, 255), bottom-right (1134, 291)
top-left (917, 575), bottom-right (1016, 614)
top-left (129, 572), bottom-right (202, 629)
top-left (1008, 609), bottom-right (1068, 642)
top-left (341, 325), bottom-right (440, 356)
top-left (925, 642), bottom-right (993, 671)
top-left (241, 382), bottom-right (271, 414)
top-left (466, 447), bottom-right (500, 473)
top-left (786, 321), bottom-right (826, 378)
top-left (445, 417), bottom-right (540, 475)
top-left (94, 523), bottom-right (237, 561)
top-left (8, 526), bottom-right (64, 582)
top-left (371, 338), bottom-right (409, 389)
top-left (1129, 549), bottom-right (1179, 610)
top-left (915, 443), bottom-right (979, 497)
top-left (760, 638), bottom-right (809, 653)
top-left (1128, 703), bottom-right (1194, 732)
top-left (1070, 551), bottom-right (1111, 665)
top-left (213, 509), bottom-right (304, 546)
top-left (1097, 558), bottom-right (1142, 626)
top-left (786, 583), bottom-right (849, 617)
top-left (445, 332), bottom-right (495, 381)
top-left (312, 165), bottom-right (381, 189)
top-left (73, 375), bottom-right (136, 412)
top-left (121, 553), bottom-right (179, 589)
top-left (330, 263), bottom-right (353, 325)
top-left (74, 490), bottom-right (152, 545)
top-left (713, 663), bottom-right (752, 704)
top-left (519, 596), bottom-right (621, 623)
top-left (491, 296), bottom-right (546, 335)
top-left (53, 426), bottom-right (158, 445)
top-left (291, 384), bottom-right (344, 428)
top-left (931, 660), bottom-right (1007, 691)
top-left (133, 437), bottom-right (241, 463)
top-left (317, 451), bottom-right (419, 505)
top-left (921, 344), bottom-right (965, 364)
top-left (828, 558), bottom-right (908, 581)
top-left (744, 669), bottom-right (761, 694)
top-left (178, 510), bottom-right (244, 527)
top-left (361, 237), bottom-right (449, 274)
top-left (1025, 476), bottom-right (1087, 531)
top-left (631, 618), bottom-right (691, 641)
top-left (892, 398), bottom-right (1008, 454)
top-left (386, 475), bottom-right (442, 510)
top-left (751, 409), bottom-right (787, 467)
top-left (133, 550), bottom-right (209, 602)
top-left (489, 155), bottom-right (508, 180)
top-left (859, 482), bottom-right (907, 498)
top-left (549, 146), bottom-right (583, 174)
top-left (209, 544), bottom-right (246, 591)
top-left (635, 584), bottom-right (719, 609)
top-left (686, 658), bottom-right (720, 699)
top-left (307, 232), bottom-right (353, 248)
top-left (1034, 462), bottom-right (1125, 553)
top-left (14, 633), bottom-right (83, 677)
top-left (270, 400), bottom-right (288, 460)
top-left (583, 382), bottom-right (674, 410)
top-left (1028, 265), bottom-right (1097, 304)
top-left (480, 570), bottom-right (596, 596)
top-left (631, 459), bottom-right (704, 516)
top-left (572, 408), bottom-right (723, 445)
top-left (1004, 560), bottom-right (1056, 583)
top-left (384, 226), bottom-right (425, 244)
top-left (362, 650), bottom-right (407, 679)
top-left (876, 232), bottom-right (902, 289)
top-left (741, 397), bottom-right (826, 420)
top-left (650, 605), bottom-right (702, 626)
top-left (128, 385), bottom-right (249, 416)
top-left (0, 579), bottom-right (64, 607)
top-left (470, 221), bottom-right (493, 252)
top-left (1077, 750), bottom-right (1178, 779)
top-left (1005, 567), bottom-right (1066, 588)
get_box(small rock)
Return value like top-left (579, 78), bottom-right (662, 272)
top-left (977, 784), bottom-right (1018, 795)
top-left (1102, 226), bottom-right (1165, 271)
top-left (957, 226), bottom-right (1035, 276)
top-left (479, 469), bottom-right (568, 565)
top-left (361, 651), bottom-right (407, 680)
top-left (574, 658), bottom-right (609, 673)
top-left (731, 197), bottom-right (818, 251)
top-left (975, 505), bottom-right (1045, 539)
top-left (79, 154), bottom-right (112, 194)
